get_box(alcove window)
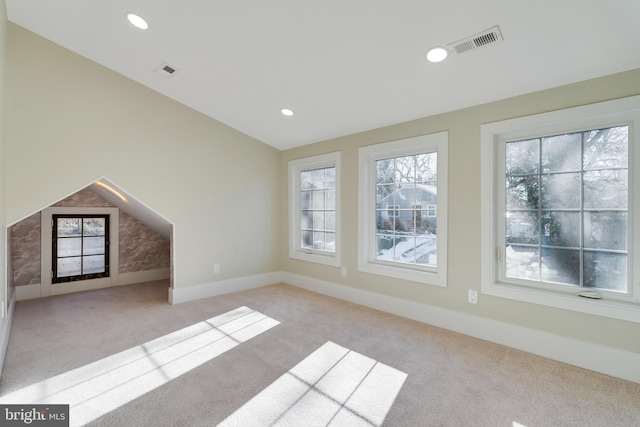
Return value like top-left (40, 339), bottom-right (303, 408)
top-left (52, 215), bottom-right (110, 283)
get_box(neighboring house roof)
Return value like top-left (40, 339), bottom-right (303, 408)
top-left (378, 184), bottom-right (437, 205)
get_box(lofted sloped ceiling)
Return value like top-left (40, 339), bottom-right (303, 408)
top-left (6, 1), bottom-right (640, 150)
top-left (90, 178), bottom-right (172, 239)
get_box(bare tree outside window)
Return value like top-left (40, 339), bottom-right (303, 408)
top-left (505, 126), bottom-right (628, 292)
top-left (300, 167), bottom-right (336, 252)
top-left (375, 153), bottom-right (438, 266)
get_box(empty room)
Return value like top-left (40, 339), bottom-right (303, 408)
top-left (0, 1), bottom-right (639, 426)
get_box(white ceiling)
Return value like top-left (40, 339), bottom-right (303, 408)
top-left (6, 1), bottom-right (640, 150)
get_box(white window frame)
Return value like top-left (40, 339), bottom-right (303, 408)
top-left (288, 152), bottom-right (341, 267)
top-left (358, 132), bottom-right (448, 286)
top-left (481, 96), bottom-right (640, 323)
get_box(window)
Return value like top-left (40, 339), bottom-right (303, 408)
top-left (52, 215), bottom-right (110, 283)
top-left (359, 132), bottom-right (448, 286)
top-left (481, 96), bottom-right (640, 322)
top-left (289, 152), bottom-right (341, 266)
top-left (505, 126), bottom-right (628, 290)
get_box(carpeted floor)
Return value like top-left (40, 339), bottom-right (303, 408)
top-left (0, 280), bottom-right (639, 426)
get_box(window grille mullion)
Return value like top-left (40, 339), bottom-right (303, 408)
top-left (80, 218), bottom-right (84, 276)
top-left (580, 130), bottom-right (585, 287)
top-left (538, 138), bottom-right (542, 279)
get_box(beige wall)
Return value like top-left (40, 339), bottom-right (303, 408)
top-left (6, 23), bottom-right (281, 290)
top-left (0, 0), bottom-right (10, 374)
top-left (0, 1), bottom-right (7, 308)
top-left (280, 68), bottom-right (640, 355)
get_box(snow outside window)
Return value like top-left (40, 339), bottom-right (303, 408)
top-left (289, 152), bottom-right (341, 267)
top-left (358, 132), bottom-right (448, 286)
top-left (481, 96), bottom-right (640, 323)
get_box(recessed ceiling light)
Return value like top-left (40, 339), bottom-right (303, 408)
top-left (426, 47), bottom-right (448, 63)
top-left (281, 108), bottom-right (294, 117)
top-left (127, 13), bottom-right (149, 30)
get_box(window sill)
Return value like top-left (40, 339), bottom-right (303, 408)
top-left (482, 281), bottom-right (640, 323)
top-left (290, 250), bottom-right (340, 267)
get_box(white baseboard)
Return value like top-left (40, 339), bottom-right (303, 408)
top-left (15, 269), bottom-right (171, 301)
top-left (0, 293), bottom-right (16, 379)
top-left (156, 269), bottom-right (640, 384)
top-left (281, 272), bottom-right (640, 384)
top-left (168, 272), bottom-right (283, 305)
top-left (119, 268), bottom-right (170, 286)
top-left (15, 283), bottom-right (41, 301)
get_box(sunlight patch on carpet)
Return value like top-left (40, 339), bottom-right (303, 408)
top-left (219, 341), bottom-right (407, 426)
top-left (0, 306), bottom-right (279, 426)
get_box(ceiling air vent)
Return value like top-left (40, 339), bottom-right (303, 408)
top-left (154, 62), bottom-right (179, 78)
top-left (447, 26), bottom-right (503, 55)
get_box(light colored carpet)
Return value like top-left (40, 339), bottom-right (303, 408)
top-left (0, 280), bottom-right (639, 426)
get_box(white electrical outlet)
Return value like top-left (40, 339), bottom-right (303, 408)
top-left (214, 264), bottom-right (220, 274)
top-left (468, 289), bottom-right (478, 304)
top-left (341, 266), bottom-right (347, 277)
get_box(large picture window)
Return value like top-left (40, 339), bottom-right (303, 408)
top-left (375, 153), bottom-right (438, 267)
top-left (505, 126), bottom-right (628, 291)
top-left (359, 132), bottom-right (448, 286)
top-left (52, 215), bottom-right (110, 283)
top-left (481, 96), bottom-right (640, 322)
top-left (289, 152), bottom-right (341, 266)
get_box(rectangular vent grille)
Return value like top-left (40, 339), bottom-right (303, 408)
top-left (448, 26), bottom-right (503, 55)
top-left (154, 62), bottom-right (179, 78)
